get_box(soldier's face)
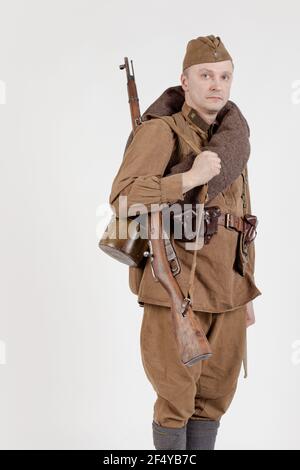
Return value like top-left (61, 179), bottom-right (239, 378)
top-left (180, 60), bottom-right (233, 114)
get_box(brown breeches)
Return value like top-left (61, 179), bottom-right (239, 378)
top-left (140, 303), bottom-right (247, 428)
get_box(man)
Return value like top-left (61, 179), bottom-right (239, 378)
top-left (109, 35), bottom-right (262, 450)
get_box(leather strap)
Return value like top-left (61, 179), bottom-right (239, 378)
top-left (217, 212), bottom-right (246, 232)
top-left (147, 113), bottom-right (209, 308)
top-left (185, 203), bottom-right (205, 307)
top-left (241, 165), bottom-right (248, 379)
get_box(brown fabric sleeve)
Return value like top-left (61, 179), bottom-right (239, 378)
top-left (109, 119), bottom-right (184, 216)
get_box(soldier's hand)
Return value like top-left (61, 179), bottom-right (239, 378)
top-left (191, 150), bottom-right (221, 185)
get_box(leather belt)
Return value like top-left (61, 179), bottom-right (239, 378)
top-left (171, 206), bottom-right (256, 244)
top-left (217, 212), bottom-right (246, 233)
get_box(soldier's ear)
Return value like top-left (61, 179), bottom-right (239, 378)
top-left (180, 73), bottom-right (188, 91)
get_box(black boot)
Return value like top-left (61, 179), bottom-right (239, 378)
top-left (186, 418), bottom-right (220, 450)
top-left (152, 420), bottom-right (187, 450)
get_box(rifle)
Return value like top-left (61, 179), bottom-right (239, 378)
top-left (120, 57), bottom-right (212, 366)
top-left (147, 210), bottom-right (212, 366)
top-left (119, 58), bottom-right (142, 131)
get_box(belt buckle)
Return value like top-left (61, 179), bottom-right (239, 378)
top-left (181, 297), bottom-right (192, 317)
top-left (225, 213), bottom-right (234, 230)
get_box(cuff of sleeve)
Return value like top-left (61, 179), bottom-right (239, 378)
top-left (160, 173), bottom-right (184, 204)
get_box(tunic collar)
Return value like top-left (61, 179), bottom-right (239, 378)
top-left (181, 101), bottom-right (219, 137)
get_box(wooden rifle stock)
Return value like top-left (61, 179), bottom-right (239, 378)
top-left (148, 210), bottom-right (212, 367)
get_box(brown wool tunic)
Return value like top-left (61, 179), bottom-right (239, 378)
top-left (109, 101), bottom-right (262, 313)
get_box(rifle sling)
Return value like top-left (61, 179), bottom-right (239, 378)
top-left (146, 113), bottom-right (207, 307)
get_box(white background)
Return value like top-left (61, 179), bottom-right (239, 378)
top-left (0, 0), bottom-right (299, 450)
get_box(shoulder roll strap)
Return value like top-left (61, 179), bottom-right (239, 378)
top-left (241, 165), bottom-right (248, 216)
